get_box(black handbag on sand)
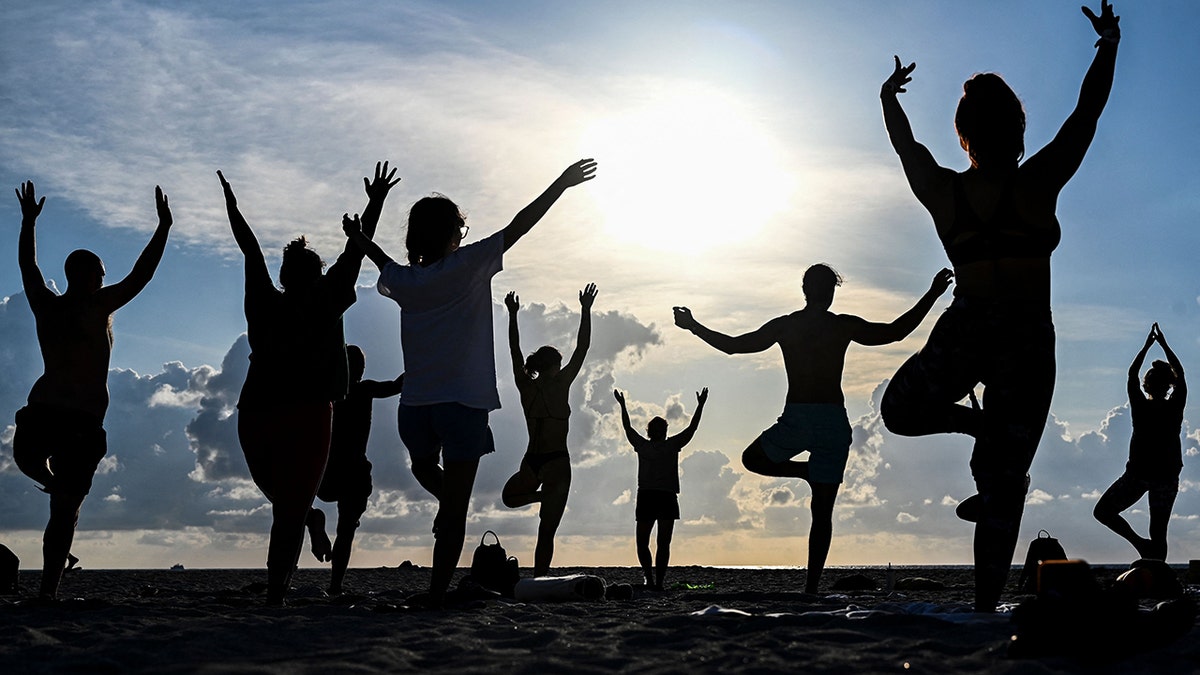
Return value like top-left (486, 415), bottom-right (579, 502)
top-left (1017, 529), bottom-right (1068, 593)
top-left (469, 530), bottom-right (520, 597)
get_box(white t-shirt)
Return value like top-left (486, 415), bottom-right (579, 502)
top-left (377, 230), bottom-right (504, 410)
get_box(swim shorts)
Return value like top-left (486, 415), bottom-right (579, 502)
top-left (397, 402), bottom-right (495, 463)
top-left (12, 404), bottom-right (107, 497)
top-left (636, 488), bottom-right (680, 522)
top-left (759, 403), bottom-right (852, 484)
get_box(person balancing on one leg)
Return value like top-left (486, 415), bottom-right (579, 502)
top-left (306, 345), bottom-right (404, 595)
top-left (13, 180), bottom-right (173, 600)
top-left (1094, 323), bottom-right (1186, 562)
top-left (673, 264), bottom-right (952, 593)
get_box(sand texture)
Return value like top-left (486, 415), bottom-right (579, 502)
top-left (2, 565), bottom-right (1197, 673)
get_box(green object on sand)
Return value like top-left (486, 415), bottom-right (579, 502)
top-left (676, 582), bottom-right (716, 590)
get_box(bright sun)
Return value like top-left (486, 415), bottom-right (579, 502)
top-left (582, 86), bottom-right (793, 254)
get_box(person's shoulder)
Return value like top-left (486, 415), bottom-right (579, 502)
top-left (459, 230), bottom-right (505, 255)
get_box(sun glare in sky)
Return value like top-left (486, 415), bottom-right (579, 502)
top-left (582, 86), bottom-right (793, 253)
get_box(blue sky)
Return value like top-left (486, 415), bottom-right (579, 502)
top-left (1, 1), bottom-right (1198, 570)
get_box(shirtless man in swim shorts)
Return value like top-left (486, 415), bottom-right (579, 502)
top-left (673, 264), bottom-right (952, 593)
top-left (13, 180), bottom-right (173, 600)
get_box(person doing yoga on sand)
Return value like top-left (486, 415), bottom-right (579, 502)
top-left (343, 158), bottom-right (597, 607)
top-left (219, 162), bottom-right (399, 606)
top-left (500, 284), bottom-right (596, 577)
top-left (877, 1), bottom-right (1122, 611)
top-left (675, 264), bottom-right (952, 594)
top-left (1094, 323), bottom-right (1186, 562)
top-left (614, 386), bottom-right (707, 591)
top-left (306, 345), bottom-right (404, 595)
top-left (14, 180), bottom-right (173, 600)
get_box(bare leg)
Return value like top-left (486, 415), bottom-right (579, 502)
top-left (266, 498), bottom-right (314, 606)
top-left (1093, 477), bottom-right (1154, 559)
top-left (636, 520), bottom-right (655, 587)
top-left (1146, 484), bottom-right (1178, 561)
top-left (534, 491), bottom-right (568, 577)
top-left (805, 482), bottom-right (839, 594)
top-left (972, 479), bottom-right (1026, 613)
top-left (742, 439), bottom-right (809, 478)
top-left (501, 465), bottom-right (542, 508)
top-left (655, 519), bottom-right (674, 591)
top-left (328, 498), bottom-right (367, 594)
top-left (40, 491), bottom-right (85, 599)
top-left (428, 458), bottom-right (479, 605)
top-left (306, 507), bottom-right (333, 562)
top-left (411, 457), bottom-right (444, 501)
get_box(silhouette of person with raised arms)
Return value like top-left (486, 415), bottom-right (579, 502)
top-left (305, 344), bottom-right (404, 595)
top-left (675, 265), bottom-right (953, 594)
top-left (13, 180), bottom-right (173, 600)
top-left (1094, 323), bottom-right (1186, 562)
top-left (342, 158), bottom-right (597, 607)
top-left (218, 162), bottom-right (400, 606)
top-left (500, 284), bottom-right (596, 577)
top-left (877, 1), bottom-right (1121, 612)
top-left (614, 387), bottom-right (707, 591)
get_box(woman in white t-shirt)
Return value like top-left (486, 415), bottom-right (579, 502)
top-left (343, 158), bottom-right (596, 606)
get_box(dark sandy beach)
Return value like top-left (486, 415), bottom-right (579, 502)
top-left (2, 565), bottom-right (1197, 674)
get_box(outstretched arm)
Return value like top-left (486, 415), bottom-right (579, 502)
top-left (505, 291), bottom-right (525, 380)
top-left (327, 161), bottom-right (401, 285)
top-left (1023, 1), bottom-right (1120, 191)
top-left (851, 269), bottom-right (954, 346)
top-left (342, 214), bottom-right (395, 271)
top-left (668, 387), bottom-right (709, 448)
top-left (217, 171), bottom-right (272, 290)
top-left (1155, 324), bottom-right (1186, 403)
top-left (1128, 325), bottom-right (1156, 400)
top-left (360, 373), bottom-right (405, 399)
top-left (97, 186), bottom-right (174, 311)
top-left (561, 283), bottom-right (596, 383)
top-left (502, 159), bottom-right (597, 252)
top-left (880, 56), bottom-right (954, 205)
top-left (16, 181), bottom-right (53, 309)
top-left (673, 307), bottom-right (780, 355)
top-left (613, 389), bottom-right (646, 446)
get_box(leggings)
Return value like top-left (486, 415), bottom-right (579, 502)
top-left (881, 296), bottom-right (1055, 498)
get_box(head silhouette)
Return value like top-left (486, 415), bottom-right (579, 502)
top-left (802, 263), bottom-right (842, 310)
top-left (1143, 360), bottom-right (1177, 400)
top-left (64, 249), bottom-right (105, 293)
top-left (406, 194), bottom-right (465, 266)
top-left (347, 344), bottom-right (366, 382)
top-left (955, 73), bottom-right (1026, 169)
top-left (647, 416), bottom-right (668, 441)
top-left (524, 345), bottom-right (562, 379)
top-left (279, 237), bottom-right (324, 291)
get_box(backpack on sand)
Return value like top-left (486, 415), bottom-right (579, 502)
top-left (1018, 529), bottom-right (1068, 593)
top-left (469, 530), bottom-right (520, 597)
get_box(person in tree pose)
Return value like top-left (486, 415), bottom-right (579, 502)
top-left (343, 158), bottom-right (597, 606)
top-left (14, 180), bottom-right (173, 600)
top-left (501, 284), bottom-right (596, 577)
top-left (675, 265), bottom-right (952, 593)
top-left (219, 162), bottom-right (399, 605)
top-left (1094, 324), bottom-right (1186, 561)
top-left (877, 1), bottom-right (1121, 611)
top-left (306, 344), bottom-right (404, 595)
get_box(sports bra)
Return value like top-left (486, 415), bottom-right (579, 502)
top-left (939, 173), bottom-right (1060, 266)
